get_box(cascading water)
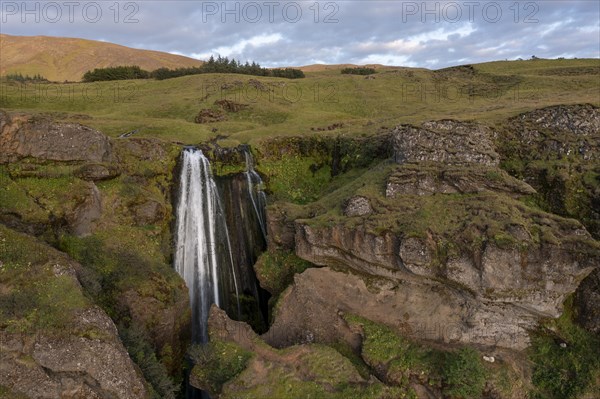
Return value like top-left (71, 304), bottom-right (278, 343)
top-left (174, 147), bottom-right (241, 344)
top-left (174, 146), bottom-right (270, 399)
top-left (243, 148), bottom-right (268, 240)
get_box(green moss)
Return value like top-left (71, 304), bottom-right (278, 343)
top-left (119, 323), bottom-right (180, 399)
top-left (530, 296), bottom-right (600, 399)
top-left (344, 314), bottom-right (424, 375)
top-left (224, 365), bottom-right (412, 399)
top-left (440, 348), bottom-right (487, 399)
top-left (344, 315), bottom-right (490, 398)
top-left (328, 341), bottom-right (372, 380)
top-left (258, 153), bottom-right (331, 204)
top-left (0, 225), bottom-right (92, 336)
top-left (220, 344), bottom-right (414, 399)
top-left (0, 166), bottom-right (49, 223)
top-left (254, 250), bottom-right (313, 296)
top-left (190, 339), bottom-right (253, 394)
top-left (0, 385), bottom-right (30, 398)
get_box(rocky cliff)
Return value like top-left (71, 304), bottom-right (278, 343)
top-left (0, 225), bottom-right (149, 398)
top-left (245, 107), bottom-right (598, 398)
top-left (283, 117), bottom-right (598, 351)
top-left (0, 111), bottom-right (190, 397)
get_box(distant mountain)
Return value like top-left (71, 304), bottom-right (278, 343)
top-left (0, 34), bottom-right (203, 82)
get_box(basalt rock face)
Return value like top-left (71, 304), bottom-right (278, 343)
top-left (293, 223), bottom-right (596, 350)
top-left (385, 165), bottom-right (535, 198)
top-left (393, 120), bottom-right (499, 166)
top-left (285, 117), bottom-right (599, 351)
top-left (387, 120), bottom-right (528, 197)
top-left (0, 112), bottom-right (113, 163)
top-left (506, 103), bottom-right (599, 161)
top-left (497, 104), bottom-right (600, 334)
top-left (1, 308), bottom-right (149, 399)
top-left (0, 226), bottom-right (149, 399)
top-left (498, 104), bottom-right (600, 237)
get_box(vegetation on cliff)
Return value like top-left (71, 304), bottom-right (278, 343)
top-left (1, 59), bottom-right (599, 399)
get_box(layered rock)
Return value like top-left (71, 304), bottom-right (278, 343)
top-left (506, 103), bottom-right (599, 161)
top-left (385, 165), bottom-right (535, 197)
top-left (292, 221), bottom-right (596, 350)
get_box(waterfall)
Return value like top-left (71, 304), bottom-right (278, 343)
top-left (243, 148), bottom-right (268, 240)
top-left (174, 147), bottom-right (240, 344)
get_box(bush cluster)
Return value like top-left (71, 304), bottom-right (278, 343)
top-left (4, 72), bottom-right (49, 82)
top-left (81, 56), bottom-right (305, 81)
top-left (82, 65), bottom-right (150, 82)
top-left (341, 67), bottom-right (377, 75)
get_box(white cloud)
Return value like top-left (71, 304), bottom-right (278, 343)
top-left (189, 33), bottom-right (283, 60)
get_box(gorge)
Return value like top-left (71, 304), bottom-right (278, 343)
top-left (0, 101), bottom-right (599, 399)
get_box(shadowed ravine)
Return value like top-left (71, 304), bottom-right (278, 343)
top-left (174, 147), bottom-right (269, 398)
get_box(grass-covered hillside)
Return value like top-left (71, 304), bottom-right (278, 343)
top-left (0, 34), bottom-right (202, 82)
top-left (1, 58), bottom-right (598, 144)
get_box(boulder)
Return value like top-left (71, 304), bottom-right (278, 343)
top-left (75, 163), bottom-right (120, 181)
top-left (343, 195), bottom-right (373, 217)
top-left (66, 182), bottom-right (102, 237)
top-left (0, 113), bottom-right (113, 163)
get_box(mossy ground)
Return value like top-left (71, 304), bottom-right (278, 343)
top-left (0, 225), bottom-right (94, 337)
top-left (253, 250), bottom-right (313, 297)
top-left (195, 337), bottom-right (413, 399)
top-left (0, 385), bottom-right (30, 399)
top-left (530, 296), bottom-right (600, 399)
top-left (344, 315), bottom-right (490, 399)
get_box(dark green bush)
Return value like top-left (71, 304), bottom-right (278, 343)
top-left (120, 324), bottom-right (180, 399)
top-left (4, 73), bottom-right (49, 83)
top-left (82, 65), bottom-right (150, 82)
top-left (150, 56), bottom-right (304, 80)
top-left (341, 67), bottom-right (377, 75)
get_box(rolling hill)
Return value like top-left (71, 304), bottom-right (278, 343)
top-left (0, 34), bottom-right (203, 82)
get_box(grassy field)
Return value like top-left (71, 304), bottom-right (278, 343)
top-left (0, 58), bottom-right (598, 146)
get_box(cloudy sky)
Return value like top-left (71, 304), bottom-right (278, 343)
top-left (1, 1), bottom-right (599, 68)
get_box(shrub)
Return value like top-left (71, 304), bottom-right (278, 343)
top-left (119, 324), bottom-right (180, 399)
top-left (149, 56), bottom-right (305, 80)
top-left (82, 65), bottom-right (150, 82)
top-left (341, 67), bottom-right (377, 75)
top-left (4, 73), bottom-right (49, 83)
